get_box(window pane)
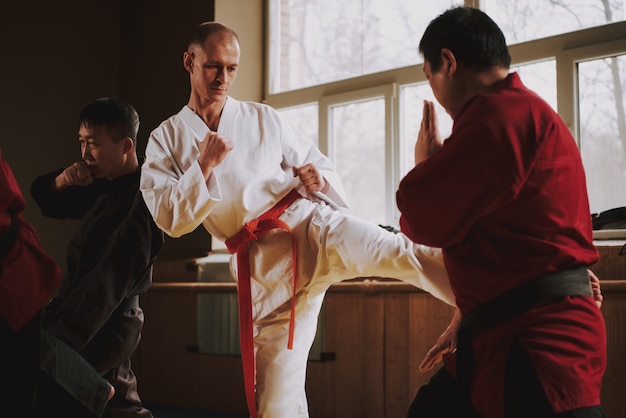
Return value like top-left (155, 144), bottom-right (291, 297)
top-left (578, 53), bottom-right (626, 214)
top-left (482, 0), bottom-right (625, 44)
top-left (277, 103), bottom-right (319, 146)
top-left (269, 0), bottom-right (461, 93)
top-left (511, 60), bottom-right (557, 111)
top-left (331, 98), bottom-right (386, 223)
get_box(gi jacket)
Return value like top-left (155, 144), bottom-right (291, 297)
top-left (31, 163), bottom-right (163, 363)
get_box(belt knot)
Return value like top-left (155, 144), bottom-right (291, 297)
top-left (241, 219), bottom-right (260, 243)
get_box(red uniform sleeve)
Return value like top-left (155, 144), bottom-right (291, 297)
top-left (0, 150), bottom-right (62, 330)
top-left (396, 102), bottom-right (520, 248)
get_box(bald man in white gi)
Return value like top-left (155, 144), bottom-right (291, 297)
top-left (140, 21), bottom-right (455, 418)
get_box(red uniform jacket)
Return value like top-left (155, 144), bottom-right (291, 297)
top-left (397, 73), bottom-right (605, 417)
top-left (0, 150), bottom-right (61, 331)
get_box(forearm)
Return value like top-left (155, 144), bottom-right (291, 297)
top-left (31, 170), bottom-right (96, 219)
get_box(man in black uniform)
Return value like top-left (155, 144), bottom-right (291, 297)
top-left (31, 97), bottom-right (163, 417)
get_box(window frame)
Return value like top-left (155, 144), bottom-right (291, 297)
top-left (319, 83), bottom-right (398, 223)
top-left (558, 36), bottom-right (626, 144)
top-left (263, 2), bottom-right (626, 226)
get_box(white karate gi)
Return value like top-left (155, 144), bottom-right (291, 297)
top-left (140, 98), bottom-right (455, 418)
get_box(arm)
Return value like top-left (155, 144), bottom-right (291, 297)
top-left (197, 131), bottom-right (233, 182)
top-left (397, 101), bottom-right (516, 248)
top-left (588, 269), bottom-right (603, 308)
top-left (414, 100), bottom-right (444, 166)
top-left (53, 160), bottom-right (94, 189)
top-left (293, 164), bottom-right (329, 194)
top-left (0, 152), bottom-right (62, 331)
top-left (140, 127), bottom-right (221, 238)
top-left (279, 115), bottom-right (350, 209)
top-left (31, 163), bottom-right (101, 220)
top-left (419, 307), bottom-right (461, 372)
top-left (419, 268), bottom-right (603, 372)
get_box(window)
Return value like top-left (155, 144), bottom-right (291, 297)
top-left (277, 103), bottom-right (319, 146)
top-left (265, 0), bottom-right (626, 226)
top-left (323, 89), bottom-right (389, 223)
top-left (511, 60), bottom-right (557, 110)
top-left (577, 51), bottom-right (626, 214)
top-left (482, 0), bottom-right (625, 44)
top-left (268, 0), bottom-right (461, 93)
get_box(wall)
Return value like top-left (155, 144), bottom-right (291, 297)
top-left (118, 0), bottom-right (217, 259)
top-left (0, 0), bottom-right (123, 266)
top-left (215, 0), bottom-right (264, 102)
top-left (0, 0), bottom-right (241, 265)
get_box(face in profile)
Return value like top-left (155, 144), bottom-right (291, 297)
top-left (78, 124), bottom-right (128, 180)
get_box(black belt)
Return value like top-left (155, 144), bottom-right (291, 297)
top-left (456, 267), bottom-right (592, 402)
top-left (0, 216), bottom-right (20, 261)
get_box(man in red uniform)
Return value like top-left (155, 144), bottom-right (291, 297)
top-left (0, 150), bottom-right (63, 417)
top-left (396, 7), bottom-right (606, 418)
top-left (1, 149), bottom-right (115, 418)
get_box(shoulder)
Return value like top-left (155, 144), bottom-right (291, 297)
top-left (462, 84), bottom-right (552, 129)
top-left (228, 97), bottom-right (285, 129)
top-left (235, 98), bottom-right (280, 118)
top-left (151, 107), bottom-right (188, 134)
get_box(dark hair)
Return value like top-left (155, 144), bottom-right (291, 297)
top-left (419, 6), bottom-right (511, 72)
top-left (188, 21), bottom-right (239, 49)
top-left (79, 97), bottom-right (139, 143)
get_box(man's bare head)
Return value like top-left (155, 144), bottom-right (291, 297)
top-left (188, 21), bottom-right (240, 52)
top-left (184, 22), bottom-right (240, 112)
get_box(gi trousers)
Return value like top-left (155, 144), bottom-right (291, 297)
top-left (235, 199), bottom-right (454, 418)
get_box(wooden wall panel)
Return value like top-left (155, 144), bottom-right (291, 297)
top-left (407, 295), bottom-right (456, 405)
top-left (383, 294), bottom-right (411, 416)
top-left (136, 253), bottom-right (625, 418)
top-left (593, 244), bottom-right (626, 280)
top-left (133, 291), bottom-right (248, 415)
top-left (313, 293), bottom-right (386, 417)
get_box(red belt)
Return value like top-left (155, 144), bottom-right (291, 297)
top-left (225, 189), bottom-right (301, 418)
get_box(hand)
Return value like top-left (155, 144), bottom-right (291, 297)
top-left (55, 161), bottom-right (93, 189)
top-left (415, 100), bottom-right (443, 165)
top-left (588, 269), bottom-right (603, 308)
top-left (198, 131), bottom-right (234, 180)
top-left (108, 384), bottom-right (115, 401)
top-left (293, 163), bottom-right (327, 193)
top-left (419, 307), bottom-right (461, 372)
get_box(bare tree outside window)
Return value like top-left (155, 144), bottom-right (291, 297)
top-left (483, 0), bottom-right (625, 43)
top-left (511, 60), bottom-right (557, 110)
top-left (484, 1), bottom-right (625, 214)
top-left (270, 0), bottom-right (461, 93)
top-left (269, 0), bottom-right (626, 225)
top-left (579, 54), bottom-right (626, 213)
top-left (331, 98), bottom-right (386, 223)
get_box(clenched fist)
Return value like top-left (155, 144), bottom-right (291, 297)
top-left (55, 161), bottom-right (94, 190)
top-left (198, 131), bottom-right (234, 180)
